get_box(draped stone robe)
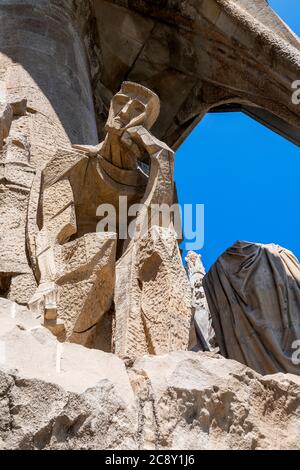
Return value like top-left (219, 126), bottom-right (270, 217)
top-left (204, 241), bottom-right (300, 375)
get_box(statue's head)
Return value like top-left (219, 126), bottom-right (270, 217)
top-left (105, 82), bottom-right (160, 135)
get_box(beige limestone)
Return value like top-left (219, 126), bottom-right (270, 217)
top-left (1, 300), bottom-right (300, 450)
top-left (204, 241), bottom-right (300, 376)
top-left (0, 102), bottom-right (13, 149)
top-left (26, 81), bottom-right (192, 355)
top-left (186, 251), bottom-right (216, 352)
top-left (114, 225), bottom-right (192, 358)
top-left (108, 91), bottom-right (193, 357)
top-left (0, 0), bottom-right (300, 450)
top-left (0, 94), bottom-right (37, 304)
top-left (92, 0), bottom-right (300, 148)
top-left (0, 298), bottom-right (133, 400)
top-left (0, 0), bottom-right (98, 309)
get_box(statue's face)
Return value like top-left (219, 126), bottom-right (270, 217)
top-left (106, 88), bottom-right (150, 135)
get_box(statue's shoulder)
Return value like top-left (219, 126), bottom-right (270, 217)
top-left (42, 148), bottom-right (89, 189)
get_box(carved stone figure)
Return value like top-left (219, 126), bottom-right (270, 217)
top-left (27, 82), bottom-right (192, 354)
top-left (1, 0), bottom-right (300, 451)
top-left (186, 251), bottom-right (216, 352)
top-left (204, 241), bottom-right (300, 376)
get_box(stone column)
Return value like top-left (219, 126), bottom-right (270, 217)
top-left (0, 0), bottom-right (98, 303)
top-left (0, 0), bottom-right (98, 155)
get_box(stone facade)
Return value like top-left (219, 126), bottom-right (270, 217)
top-left (90, 0), bottom-right (300, 147)
top-left (0, 0), bottom-right (300, 450)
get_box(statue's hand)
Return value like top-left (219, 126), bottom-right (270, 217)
top-left (120, 130), bottom-right (141, 159)
top-left (125, 126), bottom-right (172, 156)
top-left (72, 144), bottom-right (101, 156)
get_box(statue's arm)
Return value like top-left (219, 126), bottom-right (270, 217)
top-left (29, 177), bottom-right (76, 316)
top-left (124, 126), bottom-right (175, 206)
top-left (123, 125), bottom-right (173, 157)
top-left (71, 142), bottom-right (102, 155)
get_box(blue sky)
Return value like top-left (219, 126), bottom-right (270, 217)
top-left (175, 0), bottom-right (300, 270)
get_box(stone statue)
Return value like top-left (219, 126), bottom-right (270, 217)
top-left (186, 251), bottom-right (216, 352)
top-left (27, 82), bottom-right (193, 355)
top-left (204, 241), bottom-right (300, 376)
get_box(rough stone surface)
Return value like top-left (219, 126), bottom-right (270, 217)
top-left (91, 0), bottom-right (300, 147)
top-left (24, 80), bottom-right (192, 354)
top-left (115, 225), bottom-right (192, 358)
top-left (1, 299), bottom-right (300, 450)
top-left (186, 251), bottom-right (216, 352)
top-left (0, 0), bottom-right (98, 310)
top-left (1, 0), bottom-right (300, 450)
top-left (0, 299), bottom-right (133, 400)
top-left (204, 241), bottom-right (300, 376)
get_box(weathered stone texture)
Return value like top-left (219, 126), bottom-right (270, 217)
top-left (204, 241), bottom-right (300, 376)
top-left (0, 0), bottom-right (300, 450)
top-left (92, 0), bottom-right (300, 147)
top-left (186, 251), bottom-right (216, 352)
top-left (1, 299), bottom-right (300, 450)
top-left (0, 0), bottom-right (99, 307)
top-left (115, 226), bottom-right (192, 358)
top-left (23, 80), bottom-right (192, 354)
